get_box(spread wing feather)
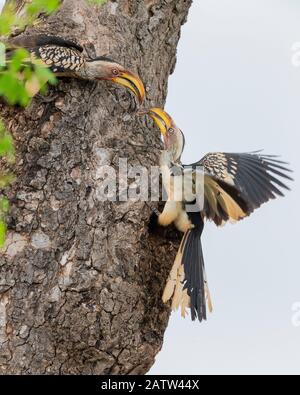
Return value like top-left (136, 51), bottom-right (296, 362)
top-left (184, 152), bottom-right (292, 226)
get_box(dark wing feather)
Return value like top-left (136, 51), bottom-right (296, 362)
top-left (5, 34), bottom-right (83, 53)
top-left (4, 35), bottom-right (85, 75)
top-left (219, 153), bottom-right (292, 210)
top-left (187, 152), bottom-right (292, 226)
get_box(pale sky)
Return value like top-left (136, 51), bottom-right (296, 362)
top-left (1, 0), bottom-right (299, 375)
top-left (151, 0), bottom-right (300, 375)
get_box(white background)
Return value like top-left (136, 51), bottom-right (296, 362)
top-left (1, 0), bottom-right (299, 375)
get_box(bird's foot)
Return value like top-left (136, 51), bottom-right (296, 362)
top-left (158, 201), bottom-right (179, 227)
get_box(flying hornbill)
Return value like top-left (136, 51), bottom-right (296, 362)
top-left (143, 108), bottom-right (292, 322)
top-left (2, 34), bottom-right (145, 103)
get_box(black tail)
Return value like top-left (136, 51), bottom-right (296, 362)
top-left (182, 212), bottom-right (211, 322)
top-left (162, 211), bottom-right (212, 322)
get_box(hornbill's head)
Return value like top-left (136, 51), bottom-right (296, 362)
top-left (85, 57), bottom-right (145, 104)
top-left (142, 108), bottom-right (185, 162)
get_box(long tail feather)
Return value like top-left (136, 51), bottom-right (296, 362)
top-left (162, 232), bottom-right (188, 304)
top-left (183, 230), bottom-right (207, 321)
top-left (162, 214), bottom-right (212, 322)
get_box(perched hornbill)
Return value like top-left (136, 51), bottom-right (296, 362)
top-left (143, 108), bottom-right (292, 322)
top-left (2, 34), bottom-right (145, 103)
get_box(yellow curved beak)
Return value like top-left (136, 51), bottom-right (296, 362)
top-left (146, 108), bottom-right (173, 135)
top-left (112, 70), bottom-right (145, 105)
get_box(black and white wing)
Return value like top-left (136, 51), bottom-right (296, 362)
top-left (185, 152), bottom-right (292, 226)
top-left (5, 34), bottom-right (85, 75)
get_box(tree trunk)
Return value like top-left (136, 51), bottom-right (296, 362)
top-left (0, 0), bottom-right (192, 375)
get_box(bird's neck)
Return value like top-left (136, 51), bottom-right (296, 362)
top-left (160, 150), bottom-right (182, 168)
top-left (77, 63), bottom-right (90, 79)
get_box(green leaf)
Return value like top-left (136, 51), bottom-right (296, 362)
top-left (0, 121), bottom-right (15, 162)
top-left (0, 173), bottom-right (16, 189)
top-left (0, 197), bottom-right (10, 214)
top-left (10, 48), bottom-right (30, 72)
top-left (0, 11), bottom-right (17, 36)
top-left (26, 0), bottom-right (60, 16)
top-left (0, 196), bottom-right (10, 247)
top-left (0, 220), bottom-right (7, 248)
top-left (0, 134), bottom-right (14, 156)
top-left (0, 43), bottom-right (5, 67)
top-left (0, 71), bottom-right (30, 106)
top-left (34, 63), bottom-right (57, 85)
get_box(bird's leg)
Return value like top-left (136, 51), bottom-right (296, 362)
top-left (158, 201), bottom-right (181, 227)
top-left (174, 208), bottom-right (194, 233)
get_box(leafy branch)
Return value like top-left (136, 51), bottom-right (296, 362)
top-left (0, 0), bottom-right (61, 36)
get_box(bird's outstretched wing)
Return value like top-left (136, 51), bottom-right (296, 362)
top-left (185, 152), bottom-right (293, 226)
top-left (4, 34), bottom-right (85, 75)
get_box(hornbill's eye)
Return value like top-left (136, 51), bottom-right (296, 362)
top-left (112, 68), bottom-right (119, 76)
top-left (168, 128), bottom-right (175, 135)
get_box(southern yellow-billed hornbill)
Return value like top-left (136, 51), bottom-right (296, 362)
top-left (3, 34), bottom-right (145, 103)
top-left (144, 108), bottom-right (292, 322)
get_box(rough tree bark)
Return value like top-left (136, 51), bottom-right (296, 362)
top-left (0, 0), bottom-right (192, 374)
